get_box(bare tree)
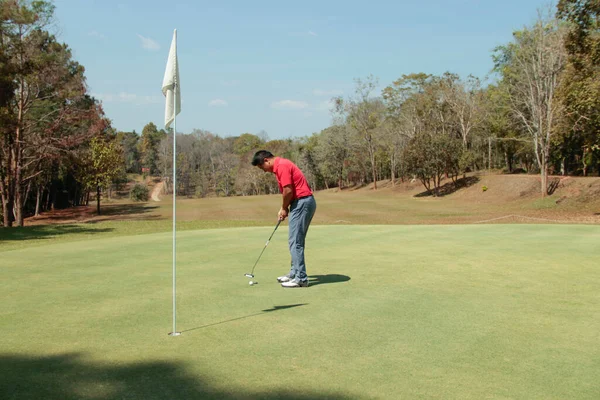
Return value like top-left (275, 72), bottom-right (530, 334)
top-left (496, 13), bottom-right (568, 195)
top-left (334, 76), bottom-right (385, 189)
top-left (441, 73), bottom-right (486, 148)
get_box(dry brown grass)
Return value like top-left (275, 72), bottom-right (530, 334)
top-left (25, 173), bottom-right (600, 226)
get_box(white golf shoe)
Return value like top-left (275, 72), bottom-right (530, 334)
top-left (281, 280), bottom-right (309, 288)
top-left (277, 274), bottom-right (293, 283)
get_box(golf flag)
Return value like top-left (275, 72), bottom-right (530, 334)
top-left (163, 29), bottom-right (181, 337)
top-left (162, 30), bottom-right (181, 129)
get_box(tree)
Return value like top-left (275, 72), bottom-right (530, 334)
top-left (78, 136), bottom-right (124, 215)
top-left (314, 125), bottom-right (353, 189)
top-left (440, 72), bottom-right (486, 148)
top-left (139, 122), bottom-right (165, 175)
top-left (483, 84), bottom-right (532, 173)
top-left (494, 14), bottom-right (568, 195)
top-left (403, 132), bottom-right (462, 195)
top-left (116, 130), bottom-right (140, 173)
top-left (233, 133), bottom-right (263, 155)
top-left (335, 76), bottom-right (385, 189)
top-left (557, 0), bottom-right (600, 175)
top-left (0, 1), bottom-right (102, 226)
top-left (379, 118), bottom-right (408, 185)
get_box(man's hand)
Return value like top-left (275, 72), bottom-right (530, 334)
top-left (278, 207), bottom-right (289, 221)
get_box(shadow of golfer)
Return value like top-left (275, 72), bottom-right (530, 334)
top-left (181, 304), bottom-right (307, 333)
top-left (308, 274), bottom-right (351, 287)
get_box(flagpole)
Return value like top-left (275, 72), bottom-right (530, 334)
top-left (169, 29), bottom-right (181, 337)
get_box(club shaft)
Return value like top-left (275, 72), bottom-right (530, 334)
top-left (249, 220), bottom-right (281, 275)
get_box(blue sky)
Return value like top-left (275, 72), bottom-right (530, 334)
top-left (53, 0), bottom-right (549, 139)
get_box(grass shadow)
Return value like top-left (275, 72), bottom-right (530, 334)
top-left (182, 304), bottom-right (308, 333)
top-left (547, 178), bottom-right (561, 196)
top-left (0, 224), bottom-right (114, 242)
top-left (308, 274), bottom-right (351, 287)
top-left (414, 176), bottom-right (480, 198)
top-left (24, 204), bottom-right (161, 226)
top-left (99, 204), bottom-right (159, 217)
top-left (0, 353), bottom-right (353, 400)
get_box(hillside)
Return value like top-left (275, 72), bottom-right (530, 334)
top-left (25, 173), bottom-right (600, 226)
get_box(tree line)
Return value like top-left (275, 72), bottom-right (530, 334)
top-left (0, 0), bottom-right (124, 227)
top-left (2, 1), bottom-right (599, 227)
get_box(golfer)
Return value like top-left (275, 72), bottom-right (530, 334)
top-left (252, 150), bottom-right (317, 288)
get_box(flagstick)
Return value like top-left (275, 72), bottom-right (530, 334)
top-left (170, 32), bottom-right (181, 336)
top-left (164, 28), bottom-right (180, 337)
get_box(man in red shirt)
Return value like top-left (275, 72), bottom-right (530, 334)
top-left (252, 150), bottom-right (317, 287)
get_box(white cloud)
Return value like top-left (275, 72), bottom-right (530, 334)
top-left (136, 34), bottom-right (160, 51)
top-left (93, 92), bottom-right (161, 105)
top-left (308, 30), bottom-right (318, 36)
top-left (313, 89), bottom-right (343, 97)
top-left (88, 31), bottom-right (105, 39)
top-left (271, 100), bottom-right (309, 110)
top-left (209, 99), bottom-right (228, 107)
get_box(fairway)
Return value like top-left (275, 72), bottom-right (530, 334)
top-left (1, 224), bottom-right (599, 399)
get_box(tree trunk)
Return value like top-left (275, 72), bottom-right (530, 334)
top-left (44, 187), bottom-right (50, 212)
top-left (2, 199), bottom-right (12, 227)
top-left (370, 152), bottom-right (377, 190)
top-left (35, 186), bottom-right (41, 216)
top-left (390, 153), bottom-right (396, 187)
top-left (15, 175), bottom-right (24, 226)
top-left (96, 185), bottom-right (101, 215)
top-left (0, 178), bottom-right (14, 227)
top-left (541, 162), bottom-right (548, 197)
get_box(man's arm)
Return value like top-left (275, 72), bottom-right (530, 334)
top-left (278, 184), bottom-right (294, 220)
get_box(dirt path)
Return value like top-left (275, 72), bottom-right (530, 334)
top-left (151, 181), bottom-right (164, 201)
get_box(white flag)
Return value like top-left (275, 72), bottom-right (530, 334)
top-left (162, 30), bottom-right (181, 129)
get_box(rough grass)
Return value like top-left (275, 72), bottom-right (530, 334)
top-left (2, 224), bottom-right (600, 399)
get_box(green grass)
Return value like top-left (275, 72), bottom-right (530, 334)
top-left (0, 219), bottom-right (268, 252)
top-left (2, 224), bottom-right (599, 399)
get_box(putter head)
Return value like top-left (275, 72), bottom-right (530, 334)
top-left (244, 273), bottom-right (254, 278)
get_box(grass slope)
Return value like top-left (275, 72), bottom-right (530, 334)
top-left (2, 224), bottom-right (599, 399)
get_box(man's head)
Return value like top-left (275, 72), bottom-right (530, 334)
top-left (252, 150), bottom-right (275, 172)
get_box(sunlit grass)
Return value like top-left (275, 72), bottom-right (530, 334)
top-left (2, 224), bottom-right (599, 399)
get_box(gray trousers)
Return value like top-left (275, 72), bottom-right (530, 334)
top-left (288, 195), bottom-right (317, 281)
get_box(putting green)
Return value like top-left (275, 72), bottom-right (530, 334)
top-left (1, 224), bottom-right (599, 399)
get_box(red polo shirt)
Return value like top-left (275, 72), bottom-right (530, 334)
top-left (273, 157), bottom-right (312, 199)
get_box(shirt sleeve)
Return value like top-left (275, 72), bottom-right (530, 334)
top-left (276, 162), bottom-right (293, 188)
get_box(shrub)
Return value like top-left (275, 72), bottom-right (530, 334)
top-left (482, 185), bottom-right (488, 192)
top-left (130, 183), bottom-right (150, 202)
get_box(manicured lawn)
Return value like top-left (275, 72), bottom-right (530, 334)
top-left (2, 224), bottom-right (599, 399)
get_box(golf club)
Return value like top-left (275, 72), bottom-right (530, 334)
top-left (245, 219), bottom-right (282, 279)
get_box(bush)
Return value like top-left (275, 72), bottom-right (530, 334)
top-left (130, 183), bottom-right (150, 202)
top-left (482, 185), bottom-right (488, 192)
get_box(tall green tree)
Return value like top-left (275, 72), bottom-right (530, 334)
top-left (233, 133), bottom-right (263, 155)
top-left (139, 122), bottom-right (165, 175)
top-left (557, 0), bottom-right (600, 175)
top-left (0, 0), bottom-right (102, 226)
top-left (314, 125), bottom-right (353, 189)
top-left (78, 136), bottom-right (124, 215)
top-left (116, 130), bottom-right (140, 173)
